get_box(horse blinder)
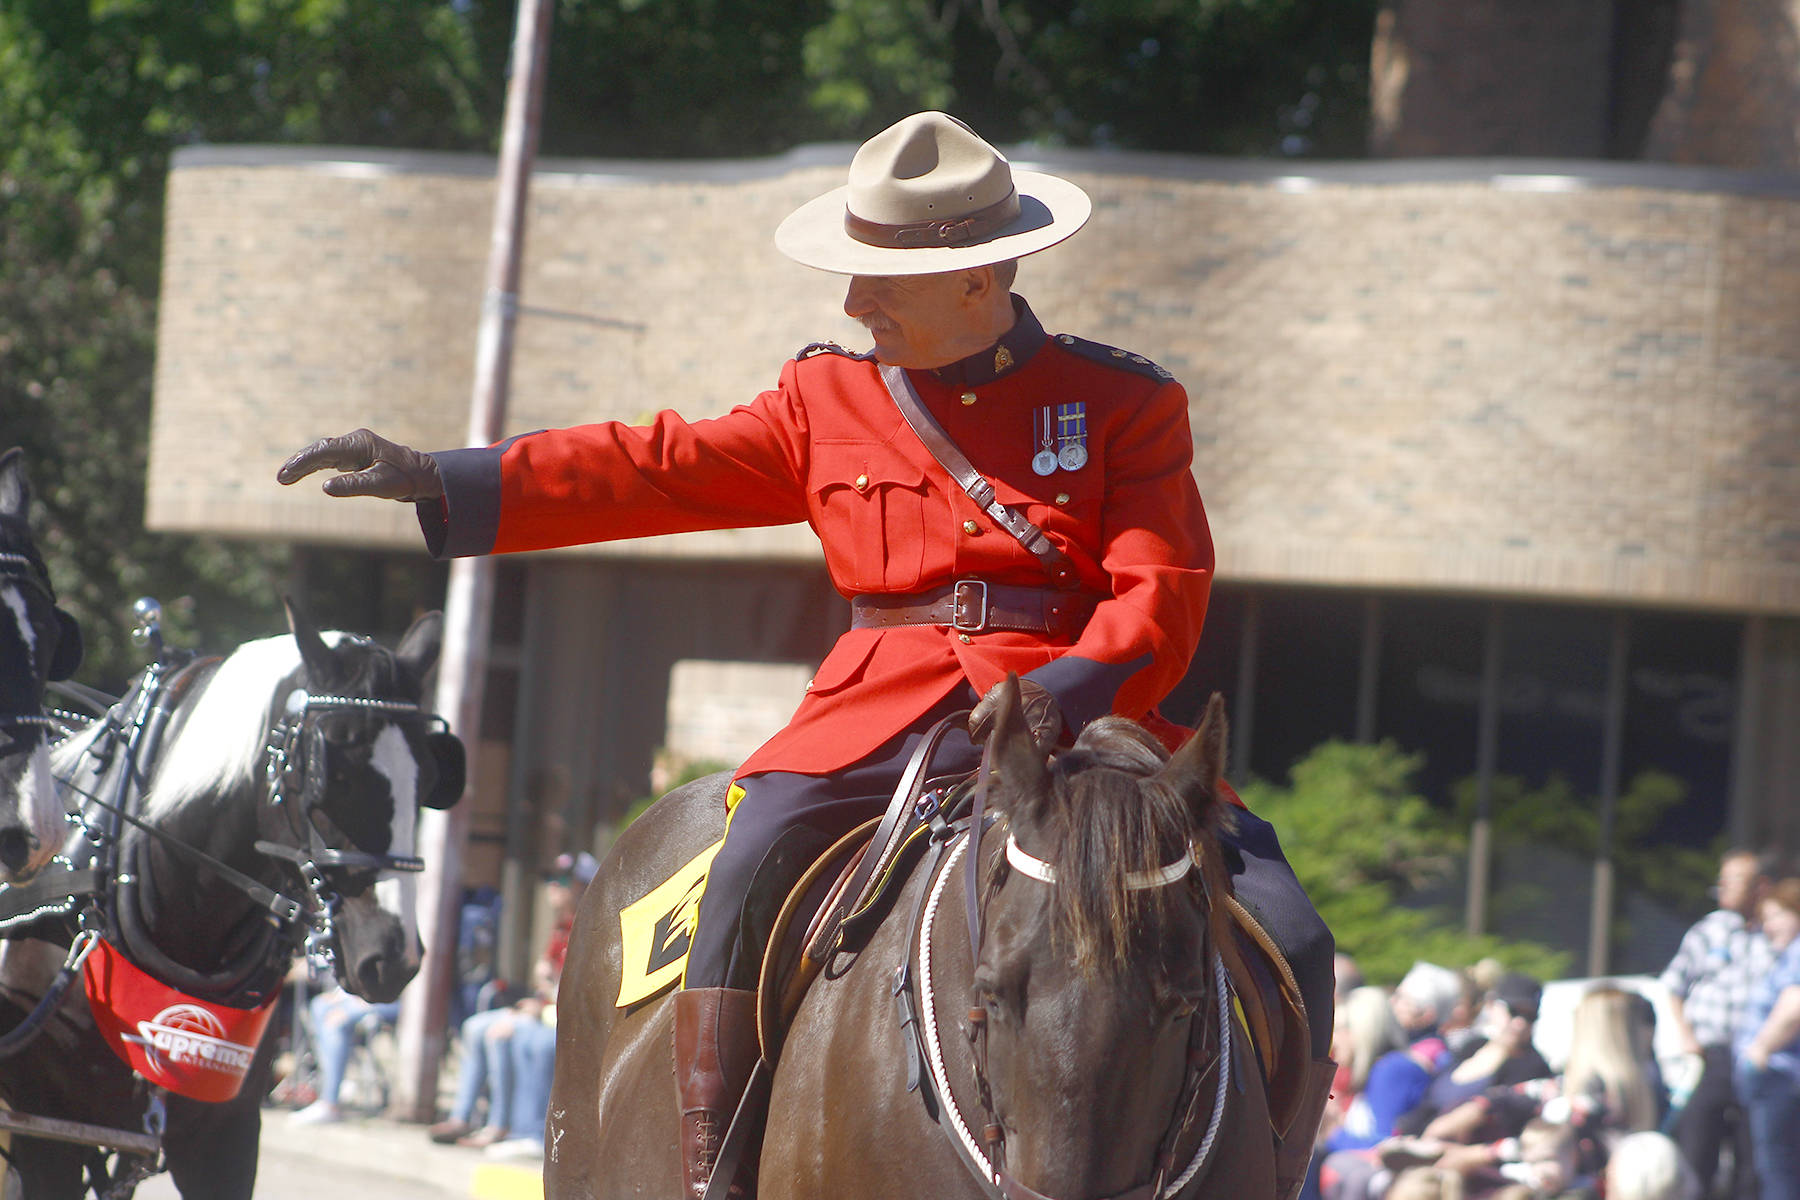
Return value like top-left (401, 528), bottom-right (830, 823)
top-left (424, 729), bottom-right (465, 809)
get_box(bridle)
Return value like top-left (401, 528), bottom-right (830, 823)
top-left (902, 752), bottom-right (1236, 1200)
top-left (254, 687), bottom-right (450, 970)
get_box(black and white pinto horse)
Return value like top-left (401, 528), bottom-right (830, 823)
top-left (0, 449), bottom-right (84, 885)
top-left (0, 594), bottom-right (462, 1200)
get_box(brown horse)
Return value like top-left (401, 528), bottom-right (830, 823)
top-left (547, 682), bottom-right (1278, 1200)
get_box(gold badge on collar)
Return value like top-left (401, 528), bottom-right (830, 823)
top-left (994, 344), bottom-right (1014, 373)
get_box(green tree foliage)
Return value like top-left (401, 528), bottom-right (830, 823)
top-left (800, 0), bottom-right (1378, 153)
top-left (2, 0), bottom-right (487, 686)
top-left (1240, 740), bottom-right (1571, 986)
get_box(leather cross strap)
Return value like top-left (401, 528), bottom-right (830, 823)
top-left (851, 581), bottom-right (1098, 637)
top-left (878, 364), bottom-right (1080, 588)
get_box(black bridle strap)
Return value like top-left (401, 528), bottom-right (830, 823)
top-left (57, 774), bottom-right (303, 925)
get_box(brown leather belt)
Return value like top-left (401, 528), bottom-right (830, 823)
top-left (850, 580), bottom-right (1099, 637)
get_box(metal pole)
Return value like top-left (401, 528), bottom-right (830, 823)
top-left (1356, 594), bottom-right (1383, 744)
top-left (1588, 612), bottom-right (1629, 977)
top-left (1467, 602), bottom-right (1503, 937)
top-left (394, 0), bottom-right (554, 1121)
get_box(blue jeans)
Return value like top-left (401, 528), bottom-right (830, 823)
top-left (308, 989), bottom-right (400, 1106)
top-left (506, 1018), bottom-right (556, 1147)
top-left (450, 1007), bottom-right (513, 1127)
top-left (1739, 1063), bottom-right (1800, 1200)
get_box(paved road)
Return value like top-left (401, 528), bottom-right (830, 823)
top-left (127, 1107), bottom-right (537, 1200)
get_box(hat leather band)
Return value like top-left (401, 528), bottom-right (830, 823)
top-left (843, 190), bottom-right (1021, 249)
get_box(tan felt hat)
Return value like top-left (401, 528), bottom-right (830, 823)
top-left (775, 111), bottom-right (1091, 276)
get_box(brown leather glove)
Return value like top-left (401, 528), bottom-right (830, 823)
top-left (276, 429), bottom-right (443, 501)
top-left (968, 677), bottom-right (1065, 754)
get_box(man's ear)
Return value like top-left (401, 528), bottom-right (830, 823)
top-left (963, 265), bottom-right (996, 302)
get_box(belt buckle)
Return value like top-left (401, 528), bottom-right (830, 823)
top-left (951, 580), bottom-right (989, 632)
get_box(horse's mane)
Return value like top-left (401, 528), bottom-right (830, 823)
top-left (1000, 716), bottom-right (1220, 979)
top-left (137, 630), bottom-right (376, 820)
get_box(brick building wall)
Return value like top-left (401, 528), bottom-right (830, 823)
top-left (151, 147), bottom-right (1800, 618)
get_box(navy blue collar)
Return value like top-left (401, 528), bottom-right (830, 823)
top-left (929, 295), bottom-right (1044, 387)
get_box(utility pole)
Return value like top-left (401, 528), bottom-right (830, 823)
top-left (394, 0), bottom-right (554, 1120)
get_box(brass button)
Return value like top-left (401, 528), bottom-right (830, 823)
top-left (961, 391), bottom-right (978, 406)
top-left (1055, 492), bottom-right (1070, 505)
top-left (958, 633), bottom-right (973, 644)
top-left (854, 473), bottom-right (870, 491)
top-left (962, 520), bottom-right (980, 535)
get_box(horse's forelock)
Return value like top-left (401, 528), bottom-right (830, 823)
top-left (140, 630), bottom-right (387, 819)
top-left (1006, 719), bottom-right (1202, 979)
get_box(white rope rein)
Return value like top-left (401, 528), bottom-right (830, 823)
top-left (917, 828), bottom-right (1233, 1199)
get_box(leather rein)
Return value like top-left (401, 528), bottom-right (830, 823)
top-left (893, 741), bottom-right (1235, 1200)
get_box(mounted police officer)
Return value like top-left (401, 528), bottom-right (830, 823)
top-left (279, 111), bottom-right (1334, 1200)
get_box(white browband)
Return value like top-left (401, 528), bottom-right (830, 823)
top-left (1004, 834), bottom-right (1194, 891)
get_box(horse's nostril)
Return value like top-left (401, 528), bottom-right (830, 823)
top-left (0, 828), bottom-right (31, 872)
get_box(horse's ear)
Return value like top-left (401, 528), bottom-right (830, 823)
top-left (283, 594), bottom-right (336, 685)
top-left (1160, 693), bottom-right (1229, 835)
top-left (0, 448), bottom-right (28, 520)
top-left (987, 674), bottom-right (1050, 816)
top-left (395, 610), bottom-right (444, 678)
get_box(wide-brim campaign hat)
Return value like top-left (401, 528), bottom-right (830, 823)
top-left (776, 111), bottom-right (1091, 276)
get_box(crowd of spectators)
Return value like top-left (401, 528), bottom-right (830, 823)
top-left (1305, 847), bottom-right (1800, 1200)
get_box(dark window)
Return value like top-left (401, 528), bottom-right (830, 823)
top-left (1246, 589), bottom-right (1364, 783)
top-left (1171, 584), bottom-right (1245, 730)
top-left (1493, 604), bottom-right (1614, 795)
top-left (1375, 595), bottom-right (1487, 804)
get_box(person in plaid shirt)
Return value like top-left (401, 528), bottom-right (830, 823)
top-left (1660, 847), bottom-right (1776, 1198)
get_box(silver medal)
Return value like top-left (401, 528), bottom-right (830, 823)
top-left (1055, 402), bottom-right (1089, 472)
top-left (1032, 406), bottom-right (1058, 475)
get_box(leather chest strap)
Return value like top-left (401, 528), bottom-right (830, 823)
top-left (878, 363), bottom-right (1080, 588)
top-left (852, 581), bottom-right (1098, 637)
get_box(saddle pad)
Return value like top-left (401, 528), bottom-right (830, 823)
top-left (615, 839), bottom-right (723, 1008)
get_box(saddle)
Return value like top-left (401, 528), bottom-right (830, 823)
top-left (745, 773), bottom-right (1335, 1200)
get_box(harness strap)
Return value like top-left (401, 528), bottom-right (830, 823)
top-left (0, 930), bottom-right (99, 1059)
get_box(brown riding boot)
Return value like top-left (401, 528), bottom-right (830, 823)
top-left (673, 987), bottom-right (760, 1200)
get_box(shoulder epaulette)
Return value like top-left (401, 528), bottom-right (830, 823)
top-left (1051, 333), bottom-right (1176, 382)
top-left (794, 341), bottom-right (875, 362)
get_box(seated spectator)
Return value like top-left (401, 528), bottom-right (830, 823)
top-left (289, 985), bottom-right (401, 1124)
top-left (430, 851), bottom-right (595, 1149)
top-left (1397, 972), bottom-right (1551, 1137)
top-left (1327, 962), bottom-right (1465, 1154)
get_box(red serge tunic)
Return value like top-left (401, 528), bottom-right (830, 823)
top-left (419, 299), bottom-right (1214, 779)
